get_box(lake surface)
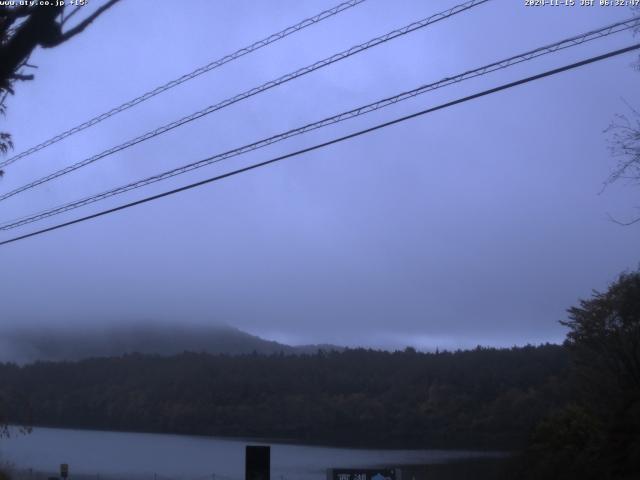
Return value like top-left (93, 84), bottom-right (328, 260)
top-left (0, 427), bottom-right (504, 480)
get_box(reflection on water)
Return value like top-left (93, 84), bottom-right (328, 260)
top-left (0, 427), bottom-right (503, 480)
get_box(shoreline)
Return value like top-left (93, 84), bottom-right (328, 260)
top-left (1, 426), bottom-right (512, 480)
top-left (4, 458), bottom-right (514, 480)
top-left (7, 424), bottom-right (514, 454)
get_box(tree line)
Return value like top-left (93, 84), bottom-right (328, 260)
top-left (0, 344), bottom-right (569, 450)
top-left (1, 268), bottom-right (639, 479)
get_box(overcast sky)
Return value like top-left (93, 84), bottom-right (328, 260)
top-left (0, 0), bottom-right (638, 350)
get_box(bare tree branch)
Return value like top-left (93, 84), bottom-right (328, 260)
top-left (60, 5), bottom-right (83, 27)
top-left (9, 73), bottom-right (33, 81)
top-left (603, 102), bottom-right (640, 226)
top-left (0, 1), bottom-right (122, 159)
top-left (51, 0), bottom-right (121, 46)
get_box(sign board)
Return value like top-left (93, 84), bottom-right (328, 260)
top-left (60, 464), bottom-right (69, 479)
top-left (245, 445), bottom-right (270, 480)
top-left (327, 469), bottom-right (396, 480)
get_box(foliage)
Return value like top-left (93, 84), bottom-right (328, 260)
top-left (0, 344), bottom-right (569, 449)
top-left (519, 405), bottom-right (604, 480)
top-left (522, 269), bottom-right (640, 479)
top-left (562, 269), bottom-right (640, 404)
top-left (0, 388), bottom-right (32, 439)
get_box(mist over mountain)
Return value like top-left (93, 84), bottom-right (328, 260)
top-left (0, 323), bottom-right (342, 364)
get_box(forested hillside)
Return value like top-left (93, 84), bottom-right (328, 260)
top-left (0, 324), bottom-right (341, 364)
top-left (0, 344), bottom-right (568, 449)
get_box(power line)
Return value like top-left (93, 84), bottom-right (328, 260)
top-left (1, 42), bottom-right (638, 248)
top-left (0, 0), bottom-right (490, 202)
top-left (0, 0), bottom-right (368, 169)
top-left (1, 17), bottom-right (636, 232)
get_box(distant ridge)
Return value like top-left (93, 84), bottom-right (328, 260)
top-left (0, 323), bottom-right (343, 364)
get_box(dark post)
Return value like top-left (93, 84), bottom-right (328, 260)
top-left (245, 445), bottom-right (270, 480)
top-left (60, 464), bottom-right (69, 480)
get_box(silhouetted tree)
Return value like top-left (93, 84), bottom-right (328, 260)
top-left (522, 405), bottom-right (604, 480)
top-left (562, 269), bottom-right (640, 401)
top-left (0, 1), bottom-right (121, 157)
top-left (563, 269), bottom-right (640, 476)
top-left (522, 269), bottom-right (640, 479)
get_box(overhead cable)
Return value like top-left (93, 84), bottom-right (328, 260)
top-left (1, 42), bottom-right (638, 247)
top-left (0, 0), bottom-right (490, 201)
top-left (1, 17), bottom-right (636, 231)
top-left (0, 0), bottom-right (368, 169)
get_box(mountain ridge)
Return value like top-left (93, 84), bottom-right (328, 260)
top-left (0, 323), bottom-right (344, 364)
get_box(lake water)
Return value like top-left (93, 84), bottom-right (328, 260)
top-left (0, 427), bottom-right (503, 480)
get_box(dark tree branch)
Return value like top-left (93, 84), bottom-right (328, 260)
top-left (9, 73), bottom-right (33, 81)
top-left (0, 5), bottom-right (64, 79)
top-left (60, 5), bottom-right (83, 27)
top-left (52, 0), bottom-right (121, 46)
top-left (0, 1), bottom-right (121, 160)
top-left (0, 1), bottom-right (121, 80)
